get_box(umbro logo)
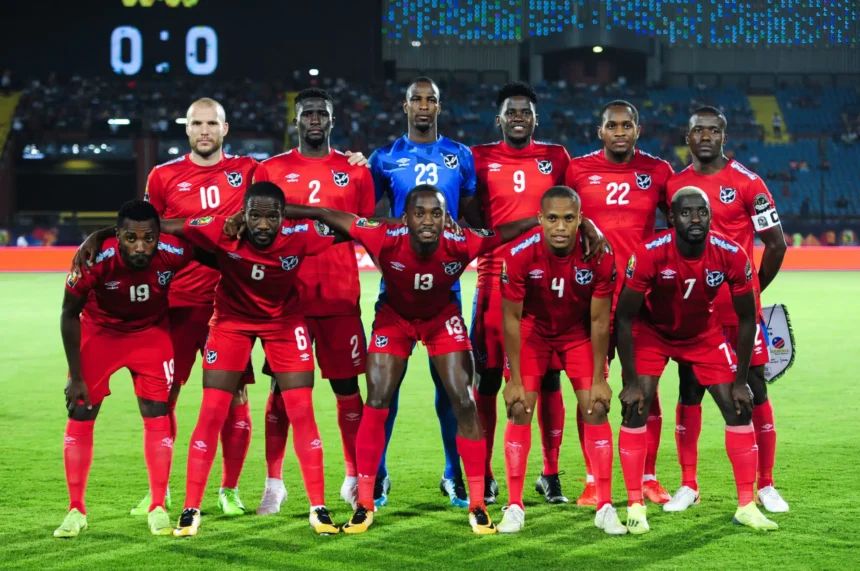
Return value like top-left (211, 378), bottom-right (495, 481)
top-left (390, 262), bottom-right (405, 271)
top-left (346, 413), bottom-right (361, 421)
top-left (235, 421), bottom-right (250, 430)
top-left (529, 269), bottom-right (544, 279)
top-left (285, 173), bottom-right (300, 183)
top-left (64, 436), bottom-right (76, 445)
top-left (396, 157), bottom-right (411, 167)
top-left (193, 440), bottom-right (207, 451)
top-left (588, 175), bottom-right (602, 185)
top-left (227, 252), bottom-right (243, 260)
top-left (488, 162), bottom-right (502, 172)
top-left (310, 439), bottom-right (322, 449)
top-left (676, 425), bottom-right (686, 432)
top-left (660, 269), bottom-right (676, 279)
top-left (105, 280), bottom-right (121, 290)
top-left (761, 424), bottom-right (774, 431)
top-left (266, 414), bottom-right (279, 423)
top-left (178, 182), bottom-right (192, 191)
top-left (300, 353), bottom-right (311, 362)
top-left (595, 440), bottom-right (610, 447)
top-left (161, 437), bottom-right (174, 448)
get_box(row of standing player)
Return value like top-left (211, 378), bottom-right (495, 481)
top-left (55, 77), bottom-right (788, 538)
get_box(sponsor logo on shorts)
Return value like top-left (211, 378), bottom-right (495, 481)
top-left (443, 154), bottom-right (459, 169)
top-left (332, 170), bottom-right (349, 187)
top-left (190, 216), bottom-right (214, 227)
top-left (660, 269), bottom-right (676, 279)
top-left (96, 247), bottom-right (116, 263)
top-left (178, 181), bottom-right (192, 192)
top-left (575, 267), bottom-right (593, 285)
top-left (157, 270), bottom-right (175, 286)
top-left (635, 172), bottom-right (651, 189)
top-left (443, 261), bottom-right (463, 275)
top-left (280, 256), bottom-right (299, 271)
top-left (719, 186), bottom-right (736, 203)
top-left (205, 350), bottom-right (218, 364)
top-left (355, 217), bottom-right (380, 229)
top-left (300, 353), bottom-right (311, 362)
top-left (536, 159), bottom-right (553, 175)
top-left (285, 173), bottom-right (300, 183)
top-left (374, 335), bottom-right (388, 348)
top-left (705, 269), bottom-right (725, 287)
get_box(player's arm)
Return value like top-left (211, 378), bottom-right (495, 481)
top-left (60, 290), bottom-right (90, 411)
top-left (748, 181), bottom-right (786, 291)
top-left (192, 246), bottom-right (219, 270)
top-left (71, 226), bottom-right (118, 274)
top-left (731, 290), bottom-right (758, 416)
top-left (615, 285), bottom-right (644, 388)
top-left (588, 295), bottom-right (612, 414)
top-left (458, 195), bottom-right (483, 228)
top-left (158, 219), bottom-right (188, 239)
top-left (580, 217), bottom-right (610, 262)
top-left (283, 205), bottom-right (355, 243)
top-left (457, 146), bottom-right (482, 228)
top-left (501, 297), bottom-right (531, 417)
top-left (757, 225), bottom-right (786, 292)
top-left (494, 217), bottom-right (540, 244)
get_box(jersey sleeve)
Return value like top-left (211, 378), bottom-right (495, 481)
top-left (144, 168), bottom-right (167, 216)
top-left (727, 249), bottom-right (755, 297)
top-left (657, 162), bottom-right (675, 207)
top-left (369, 150), bottom-right (390, 205)
top-left (65, 265), bottom-right (97, 298)
top-left (459, 146), bottom-right (477, 198)
top-left (304, 219), bottom-right (338, 256)
top-left (348, 217), bottom-right (389, 258)
top-left (592, 249), bottom-right (617, 299)
top-left (623, 244), bottom-right (655, 293)
top-left (554, 147), bottom-right (572, 185)
top-left (182, 216), bottom-right (225, 252)
top-left (500, 251), bottom-right (526, 303)
top-left (355, 167), bottom-right (377, 218)
top-left (252, 160), bottom-right (272, 183)
top-left (465, 228), bottom-right (504, 260)
top-left (744, 177), bottom-right (781, 233)
top-left (563, 160), bottom-right (579, 190)
top-left (166, 238), bottom-right (196, 270)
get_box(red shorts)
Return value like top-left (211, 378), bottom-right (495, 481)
top-left (204, 321), bottom-right (314, 374)
top-left (634, 323), bottom-right (737, 385)
top-left (506, 331), bottom-right (607, 392)
top-left (262, 315), bottom-right (367, 379)
top-left (168, 305), bottom-right (212, 386)
top-left (77, 320), bottom-right (174, 406)
top-left (723, 315), bottom-right (770, 368)
top-left (369, 303), bottom-right (472, 358)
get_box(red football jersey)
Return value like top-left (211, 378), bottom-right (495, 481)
top-left (624, 229), bottom-right (754, 341)
top-left (65, 235), bottom-right (193, 333)
top-left (565, 149), bottom-right (674, 302)
top-left (501, 227), bottom-right (616, 339)
top-left (349, 219), bottom-right (503, 321)
top-left (145, 153), bottom-right (258, 307)
top-left (666, 160), bottom-right (779, 326)
top-left (253, 149), bottom-right (375, 317)
top-left (181, 215), bottom-right (334, 331)
top-left (472, 140), bottom-right (570, 289)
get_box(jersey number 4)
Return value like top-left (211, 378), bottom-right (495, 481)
top-left (605, 182), bottom-right (630, 205)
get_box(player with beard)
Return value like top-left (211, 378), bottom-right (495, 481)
top-left (252, 88), bottom-right (375, 514)
top-left (664, 107), bottom-right (789, 514)
top-left (564, 100), bottom-right (674, 506)
top-left (615, 187), bottom-right (778, 532)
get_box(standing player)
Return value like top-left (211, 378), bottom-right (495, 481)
top-left (367, 77), bottom-right (479, 507)
top-left (162, 182), bottom-right (341, 536)
top-left (56, 201), bottom-right (194, 537)
top-left (499, 187), bottom-right (626, 535)
top-left (664, 107), bottom-right (789, 513)
top-left (615, 187), bottom-right (777, 532)
top-left (565, 100), bottom-right (674, 505)
top-left (252, 88), bottom-right (375, 514)
top-left (268, 185), bottom-right (540, 534)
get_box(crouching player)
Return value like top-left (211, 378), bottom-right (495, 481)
top-left (499, 186), bottom-right (626, 535)
top-left (57, 200), bottom-right (195, 537)
top-left (615, 187), bottom-right (778, 532)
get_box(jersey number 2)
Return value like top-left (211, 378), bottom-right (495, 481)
top-left (309, 180), bottom-right (321, 204)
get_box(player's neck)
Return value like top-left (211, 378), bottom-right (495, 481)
top-left (503, 136), bottom-right (532, 151)
top-left (410, 236), bottom-right (440, 257)
top-left (408, 126), bottom-right (438, 145)
top-left (298, 141), bottom-right (331, 159)
top-left (676, 234), bottom-right (706, 259)
top-left (189, 149), bottom-right (223, 168)
top-left (603, 147), bottom-right (635, 165)
top-left (693, 154), bottom-right (729, 175)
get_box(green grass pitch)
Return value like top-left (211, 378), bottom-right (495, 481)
top-left (1, 271), bottom-right (858, 570)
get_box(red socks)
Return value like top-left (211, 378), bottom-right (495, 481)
top-left (474, 388), bottom-right (498, 477)
top-left (753, 400), bottom-right (776, 489)
top-left (143, 415), bottom-right (173, 512)
top-left (576, 407), bottom-right (593, 477)
top-left (675, 404), bottom-right (702, 491)
top-left (184, 388), bottom-right (232, 509)
top-left (504, 422), bottom-right (532, 510)
top-left (264, 390), bottom-right (289, 480)
top-left (356, 406), bottom-right (389, 508)
top-left (537, 389), bottom-right (564, 475)
top-left (167, 399), bottom-right (178, 441)
top-left (645, 393), bottom-right (662, 477)
top-left (220, 402), bottom-right (251, 489)
top-left (619, 425), bottom-right (647, 506)
top-left (584, 422), bottom-right (614, 510)
top-left (726, 424), bottom-right (758, 506)
top-left (63, 419), bottom-right (95, 514)
top-left (336, 392), bottom-right (364, 478)
top-left (456, 435), bottom-right (487, 510)
top-left (281, 387), bottom-right (325, 506)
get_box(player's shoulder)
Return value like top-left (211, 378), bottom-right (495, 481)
top-left (708, 231), bottom-right (742, 255)
top-left (156, 234), bottom-right (188, 257)
top-left (634, 149), bottom-right (673, 171)
top-left (93, 238), bottom-right (120, 269)
top-left (470, 140), bottom-right (502, 158)
top-left (279, 219), bottom-right (312, 237)
top-left (534, 140), bottom-right (569, 156)
top-left (727, 159), bottom-right (761, 183)
top-left (507, 227), bottom-right (543, 258)
top-left (223, 153), bottom-right (259, 169)
top-left (329, 149), bottom-right (369, 174)
top-left (352, 217), bottom-right (390, 234)
top-left (642, 229), bottom-right (675, 252)
top-left (567, 149), bottom-right (602, 169)
top-left (260, 149), bottom-right (295, 166)
top-left (153, 154), bottom-right (188, 171)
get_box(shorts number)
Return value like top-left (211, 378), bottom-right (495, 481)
top-left (513, 170), bottom-right (525, 193)
top-left (350, 334), bottom-right (361, 359)
top-left (163, 359), bottom-right (175, 386)
top-left (606, 182), bottom-right (630, 205)
top-left (755, 323), bottom-right (762, 347)
top-left (199, 185), bottom-right (220, 209)
top-left (445, 315), bottom-right (464, 335)
top-left (309, 180), bottom-right (321, 204)
top-left (718, 342), bottom-right (733, 365)
top-left (251, 264), bottom-right (265, 280)
top-left (683, 278), bottom-right (696, 299)
top-left (551, 277), bottom-right (564, 298)
top-left (414, 273), bottom-right (434, 290)
top-left (129, 284), bottom-right (150, 302)
top-left (295, 327), bottom-right (308, 351)
top-left (414, 163), bottom-right (438, 185)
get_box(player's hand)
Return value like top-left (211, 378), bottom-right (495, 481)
top-left (731, 382), bottom-right (754, 416)
top-left (345, 150), bottom-right (369, 168)
top-left (588, 379), bottom-right (612, 415)
top-left (619, 382), bottom-right (645, 426)
top-left (581, 218), bottom-right (611, 263)
top-left (503, 381), bottom-right (530, 419)
top-left (444, 215), bottom-right (464, 237)
top-left (71, 233), bottom-right (104, 275)
top-left (65, 376), bottom-right (91, 413)
top-left (223, 212), bottom-right (245, 239)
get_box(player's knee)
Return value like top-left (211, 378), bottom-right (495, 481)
top-left (139, 399), bottom-right (168, 418)
top-left (509, 402), bottom-right (531, 425)
top-left (476, 369), bottom-right (502, 395)
top-left (677, 371), bottom-right (706, 405)
top-left (540, 369), bottom-right (561, 393)
top-left (270, 377), bottom-right (281, 395)
top-left (451, 390), bottom-right (477, 417)
top-left (329, 377), bottom-right (360, 396)
top-left (585, 401), bottom-right (608, 422)
top-left (231, 387), bottom-right (248, 407)
top-left (69, 404), bottom-right (99, 422)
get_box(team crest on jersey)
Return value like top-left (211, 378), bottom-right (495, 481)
top-left (280, 256), bottom-right (299, 271)
top-left (443, 154), bottom-right (459, 169)
top-left (225, 172), bottom-right (243, 188)
top-left (314, 220), bottom-right (334, 236)
top-left (355, 218), bottom-right (380, 229)
top-left (574, 267), bottom-right (593, 285)
top-left (66, 272), bottom-right (79, 288)
top-left (745, 259), bottom-right (753, 282)
top-left (753, 193), bottom-right (772, 214)
top-left (536, 159), bottom-right (553, 175)
top-left (190, 216), bottom-right (214, 227)
top-left (469, 228), bottom-right (496, 238)
top-left (375, 335), bottom-right (389, 348)
top-left (719, 186), bottom-right (736, 204)
top-left (635, 173), bottom-right (652, 190)
top-left (332, 170), bottom-right (349, 187)
top-left (205, 350), bottom-right (218, 364)
top-left (443, 261), bottom-right (463, 276)
top-left (157, 271), bottom-right (175, 286)
top-left (626, 254), bottom-right (636, 279)
top-left (178, 182), bottom-right (192, 192)
top-left (705, 269), bottom-right (725, 287)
